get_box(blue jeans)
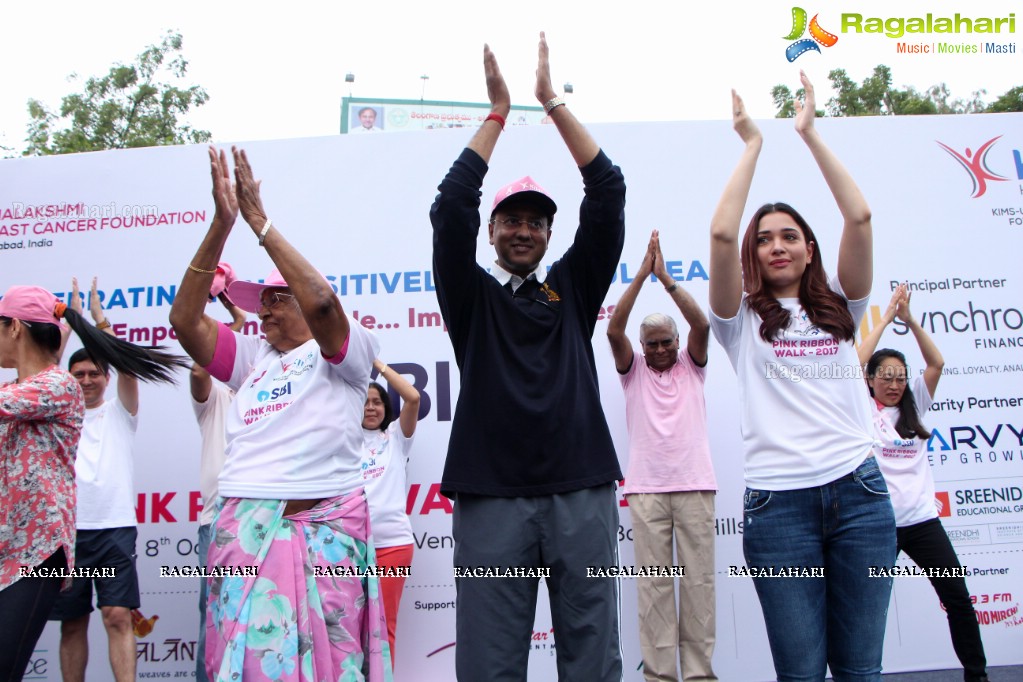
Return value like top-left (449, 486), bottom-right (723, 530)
top-left (196, 523), bottom-right (212, 682)
top-left (742, 457), bottom-right (897, 682)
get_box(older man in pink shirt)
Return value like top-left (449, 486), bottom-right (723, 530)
top-left (607, 230), bottom-right (718, 682)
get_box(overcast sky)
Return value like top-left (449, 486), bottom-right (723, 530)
top-left (1, 0), bottom-right (1019, 151)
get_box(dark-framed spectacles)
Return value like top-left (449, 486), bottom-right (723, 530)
top-left (492, 216), bottom-right (547, 232)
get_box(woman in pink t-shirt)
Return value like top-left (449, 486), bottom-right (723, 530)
top-left (858, 285), bottom-right (988, 682)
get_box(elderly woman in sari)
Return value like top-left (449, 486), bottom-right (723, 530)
top-left (169, 147), bottom-right (389, 681)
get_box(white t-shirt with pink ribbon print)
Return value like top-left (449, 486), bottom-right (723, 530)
top-left (872, 375), bottom-right (937, 527)
top-left (206, 319), bottom-right (379, 500)
top-left (709, 277), bottom-right (876, 491)
top-left (362, 420), bottom-right (415, 548)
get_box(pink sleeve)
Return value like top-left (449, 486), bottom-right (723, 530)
top-left (619, 351), bottom-right (640, 388)
top-left (321, 332), bottom-right (350, 365)
top-left (202, 322), bottom-right (237, 382)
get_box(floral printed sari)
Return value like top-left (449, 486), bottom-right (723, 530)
top-left (205, 490), bottom-right (392, 681)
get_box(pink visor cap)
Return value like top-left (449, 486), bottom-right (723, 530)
top-left (227, 267), bottom-right (334, 313)
top-left (490, 176), bottom-right (557, 220)
top-left (0, 285), bottom-right (67, 326)
top-left (209, 262), bottom-right (237, 302)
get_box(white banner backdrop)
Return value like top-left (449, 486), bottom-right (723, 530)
top-left (2, 113), bottom-right (1021, 681)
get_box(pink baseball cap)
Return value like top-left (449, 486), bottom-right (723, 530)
top-left (490, 176), bottom-right (557, 220)
top-left (0, 285), bottom-right (67, 325)
top-left (227, 267), bottom-right (333, 313)
top-left (209, 262), bottom-right (237, 302)
top-left (227, 268), bottom-right (288, 313)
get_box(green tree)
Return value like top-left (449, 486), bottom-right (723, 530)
top-left (771, 64), bottom-right (1012, 117)
top-left (24, 32), bottom-right (210, 155)
top-left (772, 85), bottom-right (824, 119)
top-left (987, 85), bottom-right (1023, 113)
top-left (771, 85), bottom-right (797, 118)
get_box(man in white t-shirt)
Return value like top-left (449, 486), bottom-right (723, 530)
top-left (49, 278), bottom-right (139, 682)
top-left (607, 232), bottom-right (718, 682)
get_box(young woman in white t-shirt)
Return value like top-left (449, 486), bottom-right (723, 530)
top-left (708, 72), bottom-right (896, 681)
top-left (362, 359), bottom-right (420, 669)
top-left (858, 285), bottom-right (988, 682)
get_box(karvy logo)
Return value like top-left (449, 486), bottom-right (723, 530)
top-left (784, 7), bottom-right (839, 61)
top-left (936, 136), bottom-right (1010, 198)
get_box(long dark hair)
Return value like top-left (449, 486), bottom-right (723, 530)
top-left (867, 349), bottom-right (930, 439)
top-left (366, 382), bottom-right (395, 432)
top-left (1, 307), bottom-right (187, 384)
top-left (740, 203), bottom-right (855, 343)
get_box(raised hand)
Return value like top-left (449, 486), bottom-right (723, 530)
top-left (732, 90), bottom-right (761, 145)
top-left (650, 230), bottom-right (670, 282)
top-left (70, 277), bottom-right (83, 315)
top-left (635, 230), bottom-right (657, 281)
top-left (483, 44), bottom-right (510, 115)
top-left (209, 146), bottom-right (238, 230)
top-left (88, 277), bottom-right (104, 323)
top-left (232, 147), bottom-right (268, 229)
top-left (534, 31), bottom-right (557, 105)
top-left (894, 288), bottom-right (914, 324)
top-left (878, 284), bottom-right (906, 325)
top-left (794, 69), bottom-right (817, 136)
top-left (218, 294), bottom-right (247, 332)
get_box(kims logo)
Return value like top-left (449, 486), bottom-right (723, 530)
top-left (936, 136), bottom-right (1010, 198)
top-left (784, 7), bottom-right (839, 61)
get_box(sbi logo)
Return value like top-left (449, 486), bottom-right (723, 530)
top-left (257, 383), bottom-right (293, 403)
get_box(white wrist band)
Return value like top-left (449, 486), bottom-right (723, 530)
top-left (258, 218), bottom-right (272, 246)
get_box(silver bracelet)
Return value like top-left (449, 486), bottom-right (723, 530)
top-left (543, 97), bottom-right (565, 115)
top-left (258, 218), bottom-right (273, 247)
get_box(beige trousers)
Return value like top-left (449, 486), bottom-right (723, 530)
top-left (627, 491), bottom-right (718, 682)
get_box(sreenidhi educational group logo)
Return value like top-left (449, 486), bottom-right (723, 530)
top-left (783, 7), bottom-right (839, 62)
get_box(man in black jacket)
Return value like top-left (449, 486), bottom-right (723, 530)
top-left (430, 33), bottom-right (626, 680)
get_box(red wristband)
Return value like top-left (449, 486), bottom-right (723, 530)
top-left (484, 112), bottom-right (506, 130)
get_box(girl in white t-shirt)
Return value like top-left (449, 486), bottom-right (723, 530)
top-left (858, 285), bottom-right (988, 682)
top-left (708, 73), bottom-right (896, 681)
top-left (362, 359), bottom-right (420, 670)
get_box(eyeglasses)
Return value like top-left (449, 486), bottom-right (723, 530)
top-left (259, 291), bottom-right (296, 310)
top-left (493, 216), bottom-right (547, 232)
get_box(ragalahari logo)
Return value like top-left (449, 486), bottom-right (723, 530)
top-left (784, 7), bottom-right (839, 61)
top-left (936, 136), bottom-right (1009, 198)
